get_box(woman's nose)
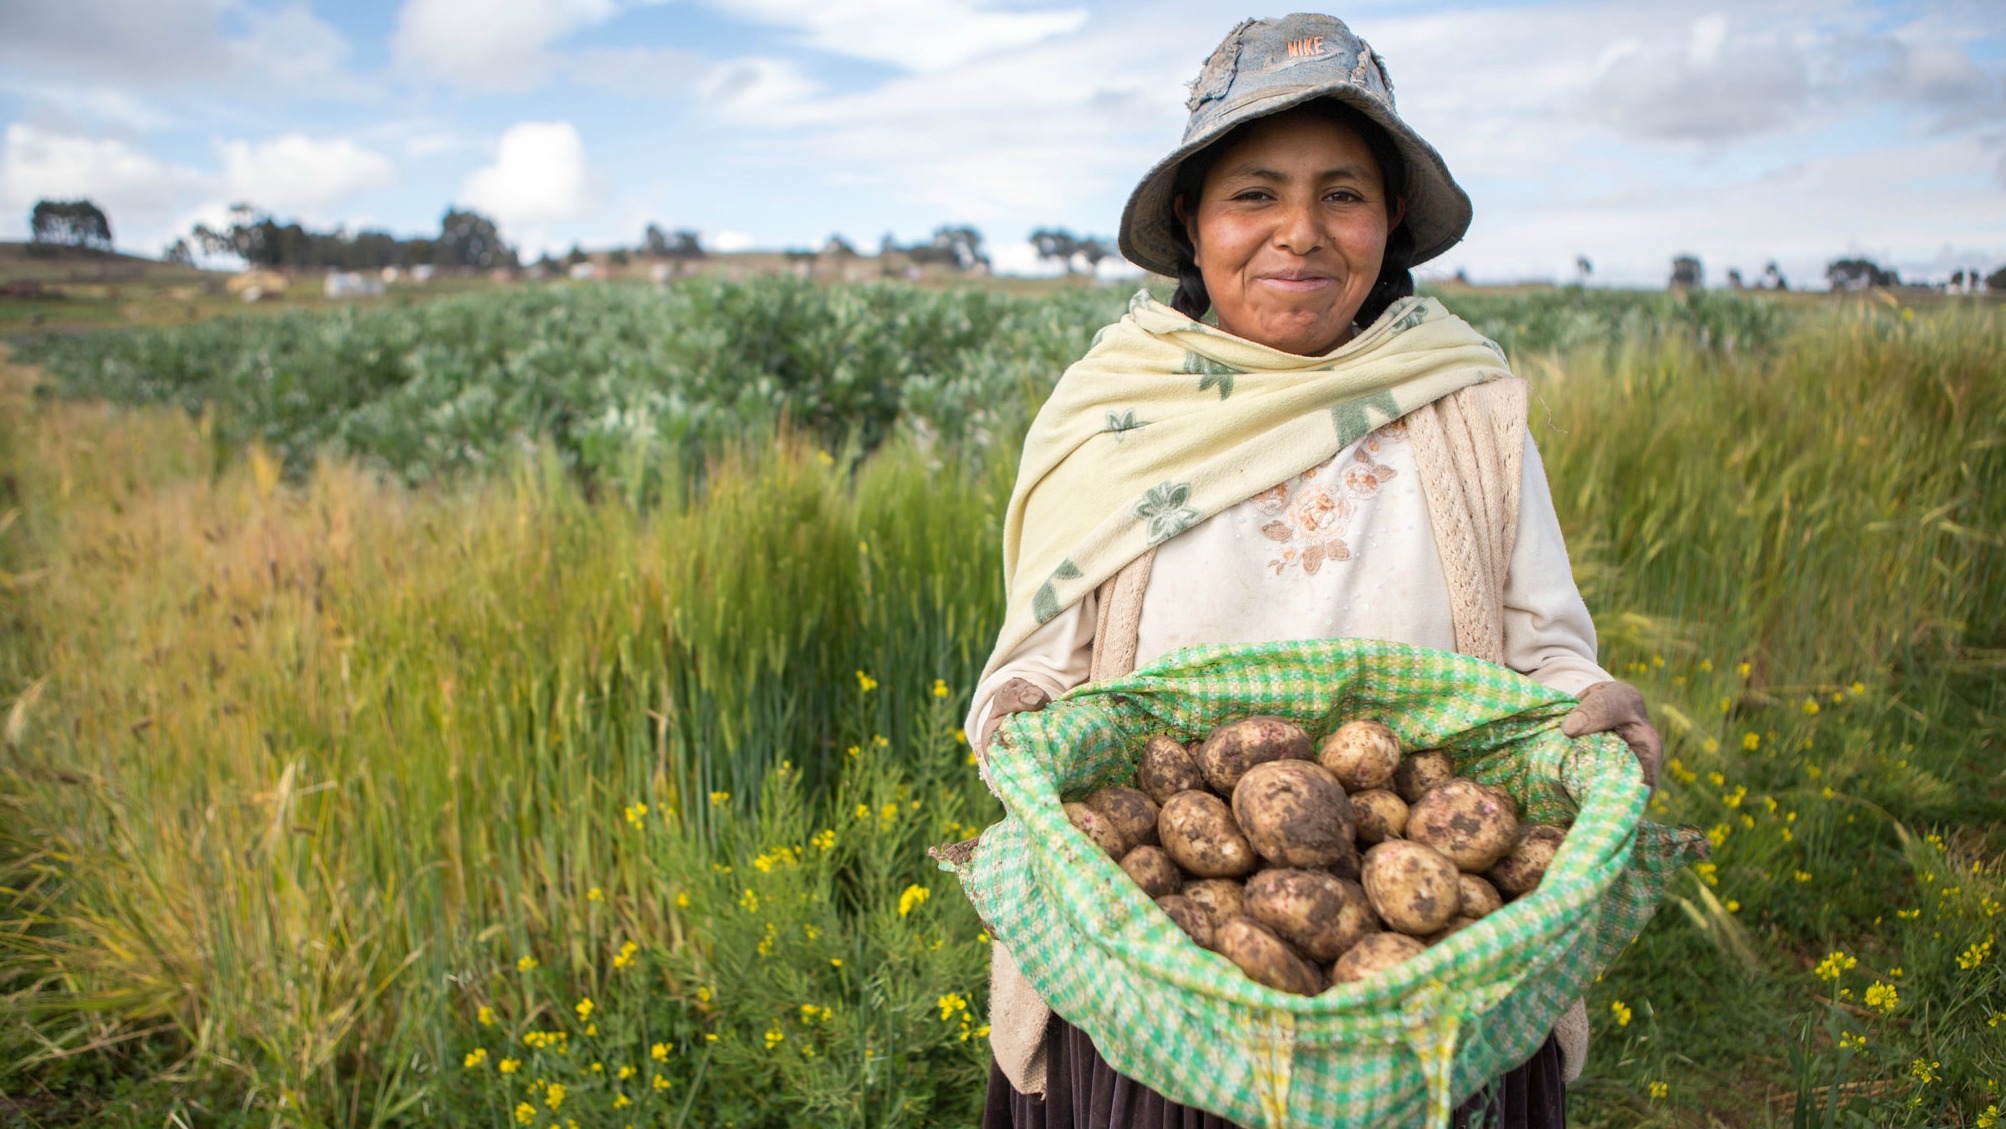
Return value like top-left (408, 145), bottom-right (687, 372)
top-left (1273, 199), bottom-right (1321, 254)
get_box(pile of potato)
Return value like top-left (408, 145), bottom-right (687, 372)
top-left (1063, 717), bottom-right (1569, 996)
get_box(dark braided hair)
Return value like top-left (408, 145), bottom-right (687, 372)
top-left (1168, 100), bottom-right (1415, 333)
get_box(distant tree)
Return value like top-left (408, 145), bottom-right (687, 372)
top-left (824, 234), bottom-right (857, 256)
top-left (1077, 235), bottom-right (1111, 274)
top-left (435, 207), bottom-right (516, 270)
top-left (1826, 257), bottom-right (1898, 291)
top-left (30, 198), bottom-right (114, 253)
top-left (1986, 265), bottom-right (2006, 293)
top-left (1726, 268), bottom-right (1745, 290)
top-left (1762, 261), bottom-right (1788, 291)
top-left (1574, 255), bottom-right (1592, 284)
top-left (162, 238), bottom-right (195, 267)
top-left (1669, 254), bottom-right (1704, 290)
top-left (665, 229), bottom-right (704, 258)
top-left (1031, 227), bottom-right (1081, 273)
top-left (609, 248), bottom-right (630, 266)
top-left (929, 224), bottom-right (988, 271)
top-left (642, 223), bottom-right (670, 257)
top-left (565, 244), bottom-right (588, 266)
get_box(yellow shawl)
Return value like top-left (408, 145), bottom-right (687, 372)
top-left (980, 290), bottom-right (1514, 686)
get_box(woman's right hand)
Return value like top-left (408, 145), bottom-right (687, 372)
top-left (976, 677), bottom-right (1051, 757)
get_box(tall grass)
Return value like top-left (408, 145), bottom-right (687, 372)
top-left (1, 288), bottom-right (2000, 1127)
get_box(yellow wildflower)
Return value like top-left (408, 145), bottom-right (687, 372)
top-left (624, 802), bottom-right (648, 828)
top-left (815, 450), bottom-right (834, 466)
top-left (831, 958), bottom-right (844, 968)
top-left (899, 884), bottom-right (930, 918)
top-left (500, 1057), bottom-right (520, 1074)
top-left (651, 1042), bottom-right (669, 1062)
top-left (1959, 936), bottom-right (1994, 970)
top-left (618, 1064), bottom-right (636, 1079)
top-left (764, 1022), bottom-right (785, 1050)
top-left (517, 955), bottom-right (539, 972)
top-left (1813, 951), bottom-right (1857, 981)
top-left (514, 1102), bottom-right (536, 1124)
top-left (1977, 1106), bottom-right (1998, 1129)
top-left (465, 1048), bottom-right (488, 1068)
top-left (575, 998), bottom-right (594, 1021)
top-left (739, 888), bottom-right (759, 913)
top-left (654, 1073), bottom-right (673, 1090)
top-left (1838, 1031), bottom-right (1866, 1051)
top-left (1610, 1001), bottom-right (1631, 1027)
top-left (697, 986), bottom-right (712, 1003)
top-left (812, 828), bottom-right (836, 851)
top-left (478, 1005), bottom-right (495, 1027)
top-left (705, 1033), bottom-right (718, 1043)
top-left (1864, 981), bottom-right (1897, 1013)
top-left (545, 1083), bottom-right (567, 1111)
top-left (1801, 698), bottom-right (1819, 716)
top-left (709, 791), bottom-right (729, 806)
top-left (939, 992), bottom-right (969, 1021)
top-left (1741, 733), bottom-right (1759, 751)
top-left (1908, 1058), bottom-right (1939, 1085)
top-left (587, 886), bottom-right (603, 902)
top-left (1737, 662), bottom-right (1750, 678)
top-left (674, 891), bottom-right (690, 908)
top-left (1693, 861), bottom-right (1718, 887)
top-left (613, 1093), bottom-right (632, 1109)
top-left (932, 679), bottom-right (950, 698)
top-left (1701, 737), bottom-right (1719, 754)
top-left (1647, 1080), bottom-right (1668, 1099)
top-left (856, 670), bottom-right (878, 693)
top-left (1706, 824), bottom-right (1729, 849)
top-left (1794, 870), bottom-right (1813, 883)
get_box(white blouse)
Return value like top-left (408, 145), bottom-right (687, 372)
top-left (966, 423), bottom-right (1610, 743)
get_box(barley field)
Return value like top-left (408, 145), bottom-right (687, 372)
top-left (0, 280), bottom-right (2000, 1128)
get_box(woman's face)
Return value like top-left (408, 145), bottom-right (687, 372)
top-left (1179, 109), bottom-right (1401, 356)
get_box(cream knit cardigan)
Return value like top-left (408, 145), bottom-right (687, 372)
top-left (977, 377), bottom-right (1593, 1098)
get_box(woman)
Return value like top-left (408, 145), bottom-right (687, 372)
top-left (965, 13), bottom-right (1661, 1129)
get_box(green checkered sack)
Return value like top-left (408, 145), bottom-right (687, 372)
top-left (952, 638), bottom-right (1704, 1129)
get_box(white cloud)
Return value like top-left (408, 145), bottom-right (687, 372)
top-left (0, 0), bottom-right (233, 86)
top-left (569, 46), bottom-right (706, 96)
top-left (698, 57), bottom-right (825, 122)
top-left (392, 0), bottom-right (618, 91)
top-left (217, 135), bottom-right (396, 218)
top-left (0, 123), bottom-right (213, 248)
top-left (710, 230), bottom-right (756, 252)
top-left (233, 2), bottom-right (352, 85)
top-left (460, 122), bottom-right (590, 251)
top-left (706, 0), bottom-right (1089, 72)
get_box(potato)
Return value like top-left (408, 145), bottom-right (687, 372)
top-left (1137, 736), bottom-right (1206, 804)
top-left (1088, 785), bottom-right (1160, 849)
top-left (1231, 760), bottom-right (1355, 868)
top-left (1361, 839), bottom-right (1461, 935)
top-left (1181, 878), bottom-right (1246, 924)
top-left (1317, 720), bottom-right (1401, 791)
top-left (1326, 833), bottom-right (1363, 882)
top-left (1423, 915), bottom-right (1482, 945)
top-left (1392, 749), bottom-right (1457, 803)
top-left (1213, 915), bottom-right (1323, 996)
top-left (1406, 779), bottom-right (1520, 872)
top-left (1064, 801), bottom-right (1127, 858)
top-left (1490, 824), bottom-right (1567, 897)
top-left (1330, 932), bottom-right (1426, 983)
top-left (1196, 716), bottom-right (1313, 794)
top-left (1350, 788), bottom-right (1408, 843)
top-left (1245, 869), bottom-right (1380, 962)
top-left (1156, 894), bottom-right (1215, 948)
top-left (1157, 791), bottom-right (1259, 878)
top-left (1457, 873), bottom-right (1505, 918)
top-left (1120, 846), bottom-right (1183, 898)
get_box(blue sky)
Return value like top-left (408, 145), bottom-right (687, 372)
top-left (1, 0), bottom-right (2001, 287)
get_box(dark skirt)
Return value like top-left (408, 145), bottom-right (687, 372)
top-left (983, 1012), bottom-right (1564, 1129)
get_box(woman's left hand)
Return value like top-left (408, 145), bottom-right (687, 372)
top-left (1560, 680), bottom-right (1662, 790)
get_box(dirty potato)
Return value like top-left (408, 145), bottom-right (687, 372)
top-left (1326, 833), bottom-right (1363, 881)
top-left (1064, 801), bottom-right (1128, 858)
top-left (1156, 894), bottom-right (1215, 948)
top-left (1231, 760), bottom-right (1355, 868)
top-left (1158, 791), bottom-right (1259, 878)
top-left (1245, 869), bottom-right (1380, 962)
top-left (1181, 878), bottom-right (1246, 924)
top-left (1361, 839), bottom-right (1461, 935)
top-left (1406, 779), bottom-right (1521, 872)
top-left (1457, 873), bottom-right (1505, 918)
top-left (1349, 789), bottom-right (1409, 844)
top-left (1213, 915), bottom-right (1324, 996)
top-left (1317, 720), bottom-right (1402, 791)
top-left (1330, 932), bottom-right (1426, 984)
top-left (1490, 824), bottom-right (1567, 897)
top-left (1196, 716), bottom-right (1313, 794)
top-left (1137, 735), bottom-right (1207, 804)
top-left (1088, 785), bottom-right (1161, 849)
top-left (1392, 749), bottom-right (1458, 803)
top-left (1120, 846), bottom-right (1184, 898)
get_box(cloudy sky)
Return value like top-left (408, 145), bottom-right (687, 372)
top-left (1, 0), bottom-right (2001, 287)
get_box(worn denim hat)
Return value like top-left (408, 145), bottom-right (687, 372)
top-left (1117, 13), bottom-right (1472, 277)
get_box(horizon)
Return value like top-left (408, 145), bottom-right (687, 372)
top-left (2, 0), bottom-right (2002, 289)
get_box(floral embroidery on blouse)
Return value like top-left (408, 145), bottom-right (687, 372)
top-left (1254, 419), bottom-right (1407, 576)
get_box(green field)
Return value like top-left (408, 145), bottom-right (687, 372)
top-left (1, 280), bottom-right (2001, 1128)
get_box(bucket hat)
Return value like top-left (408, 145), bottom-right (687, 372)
top-left (1117, 13), bottom-right (1472, 277)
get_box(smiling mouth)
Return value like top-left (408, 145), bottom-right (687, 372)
top-left (1258, 273), bottom-right (1333, 291)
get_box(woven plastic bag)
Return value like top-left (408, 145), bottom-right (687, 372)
top-left (951, 639), bottom-right (1705, 1129)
